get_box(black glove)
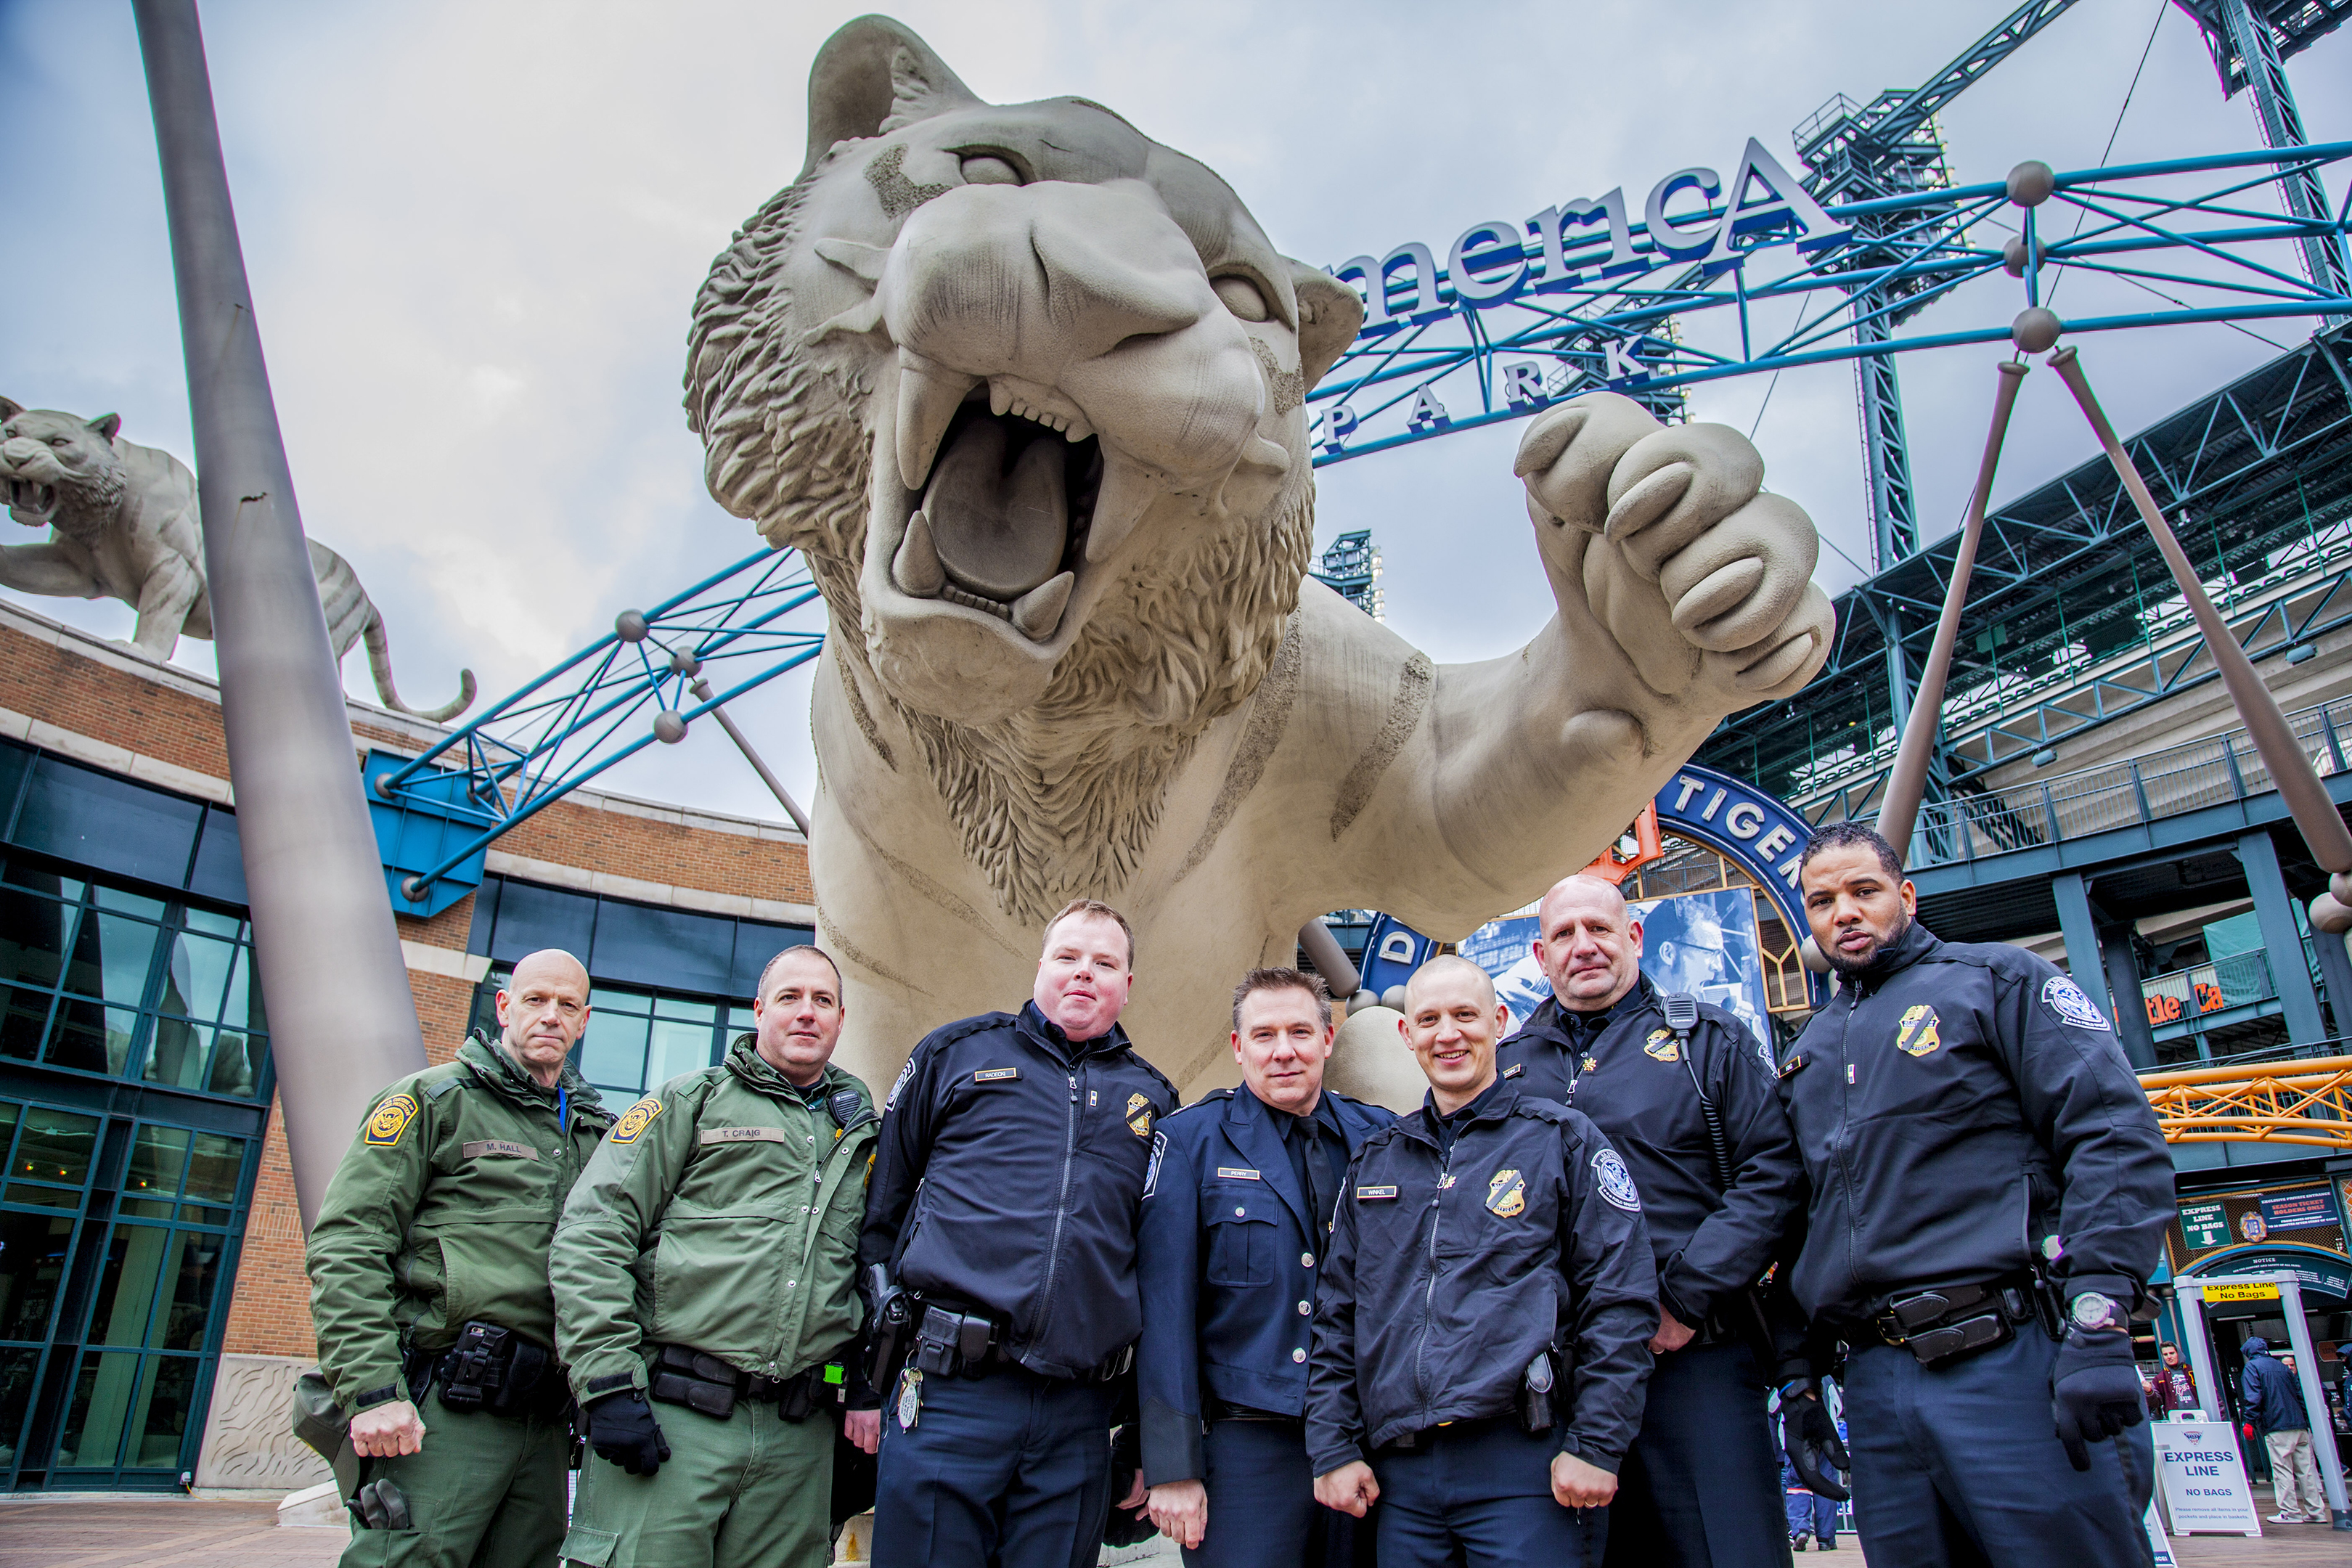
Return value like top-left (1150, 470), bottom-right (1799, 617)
top-left (586, 1389), bottom-right (671, 1476)
top-left (347, 1476), bottom-right (412, 1530)
top-left (2051, 1330), bottom-right (2144, 1472)
top-left (1783, 1390), bottom-right (1850, 1502)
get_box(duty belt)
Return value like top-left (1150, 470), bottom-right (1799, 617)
top-left (405, 1320), bottom-right (566, 1419)
top-left (908, 1296), bottom-right (1135, 1384)
top-left (1869, 1273), bottom-right (2042, 1367)
top-left (648, 1344), bottom-right (846, 1421)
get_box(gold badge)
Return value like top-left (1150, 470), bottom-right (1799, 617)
top-left (1581, 1055), bottom-right (1598, 1074)
top-left (1125, 1093), bottom-right (1154, 1139)
top-left (609, 1095), bottom-right (663, 1144)
top-left (1485, 1168), bottom-right (1527, 1217)
top-left (1643, 1027), bottom-right (1680, 1063)
top-left (1895, 1004), bottom-right (1941, 1058)
top-left (365, 1093), bottom-right (419, 1148)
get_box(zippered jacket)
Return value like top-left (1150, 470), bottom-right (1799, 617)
top-left (1304, 1084), bottom-right (1657, 1476)
top-left (306, 1034), bottom-right (611, 1414)
top-left (1500, 976), bottom-right (1803, 1327)
top-left (2239, 1348), bottom-right (2309, 1435)
top-left (859, 1002), bottom-right (1179, 1380)
top-left (1775, 919), bottom-right (2172, 1328)
top-left (550, 1040), bottom-right (877, 1398)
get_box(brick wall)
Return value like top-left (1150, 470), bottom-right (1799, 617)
top-left (0, 607), bottom-right (811, 1371)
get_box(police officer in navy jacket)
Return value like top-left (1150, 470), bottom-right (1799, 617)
top-left (1779, 822), bottom-right (2171, 1567)
top-left (1138, 968), bottom-right (1395, 1567)
top-left (1497, 874), bottom-right (1807, 1568)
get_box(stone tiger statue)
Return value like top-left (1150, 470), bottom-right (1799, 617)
top-left (0, 399), bottom-right (474, 722)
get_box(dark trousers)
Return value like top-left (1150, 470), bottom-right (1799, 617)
top-left (870, 1365), bottom-right (1114, 1568)
top-left (1844, 1333), bottom-right (2155, 1568)
top-left (1783, 1483), bottom-right (1840, 1542)
top-left (1370, 1418), bottom-right (1605, 1568)
top-left (1187, 1418), bottom-right (1365, 1568)
top-left (1604, 1339), bottom-right (1792, 1568)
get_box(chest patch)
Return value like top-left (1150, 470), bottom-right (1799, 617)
top-left (1126, 1093), bottom-right (1155, 1138)
top-left (1895, 1004), bottom-right (1941, 1058)
top-left (365, 1093), bottom-right (419, 1148)
top-left (1485, 1168), bottom-right (1527, 1217)
top-left (698, 1125), bottom-right (793, 1146)
top-left (1355, 1185), bottom-right (1399, 1200)
top-left (1591, 1148), bottom-right (1642, 1212)
top-left (1502, 1062), bottom-right (1524, 1079)
top-left (973, 1066), bottom-right (1019, 1083)
top-left (1643, 1027), bottom-right (1680, 1063)
top-left (2041, 976), bottom-right (2112, 1032)
top-left (609, 1096), bottom-right (663, 1144)
top-left (1215, 1167), bottom-right (1262, 1180)
top-left (460, 1139), bottom-right (536, 1161)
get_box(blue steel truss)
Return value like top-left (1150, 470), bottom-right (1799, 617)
top-left (364, 547), bottom-right (824, 915)
top-left (1304, 142), bottom-right (2352, 469)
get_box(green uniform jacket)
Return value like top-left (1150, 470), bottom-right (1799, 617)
top-left (306, 1034), bottom-right (613, 1413)
top-left (550, 1040), bottom-right (878, 1400)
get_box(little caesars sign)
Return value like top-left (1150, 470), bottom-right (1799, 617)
top-left (1318, 139), bottom-right (1847, 449)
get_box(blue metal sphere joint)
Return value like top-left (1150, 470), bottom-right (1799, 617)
top-left (615, 610), bottom-right (650, 642)
top-left (669, 649), bottom-right (701, 677)
top-left (653, 710), bottom-right (689, 744)
top-left (2006, 160), bottom-right (2056, 208)
top-left (2012, 307), bottom-right (2064, 355)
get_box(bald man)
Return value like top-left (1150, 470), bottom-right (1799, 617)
top-left (1307, 955), bottom-right (1656, 1567)
top-left (1496, 876), bottom-right (1808, 1568)
top-left (307, 950), bottom-right (615, 1567)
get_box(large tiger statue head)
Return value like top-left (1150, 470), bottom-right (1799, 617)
top-left (0, 403), bottom-right (131, 547)
top-left (683, 16), bottom-right (1363, 918)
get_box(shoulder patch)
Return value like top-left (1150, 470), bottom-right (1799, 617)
top-left (1591, 1147), bottom-right (1641, 1212)
top-left (2041, 975), bottom-right (2112, 1032)
top-left (1143, 1130), bottom-right (1167, 1197)
top-left (608, 1096), bottom-right (663, 1145)
top-left (883, 1055), bottom-right (917, 1112)
top-left (365, 1093), bottom-right (419, 1148)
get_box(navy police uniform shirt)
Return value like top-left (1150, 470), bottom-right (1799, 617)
top-left (1775, 918), bottom-right (2173, 1328)
top-left (1304, 1079), bottom-right (1657, 1477)
top-left (859, 1000), bottom-right (1179, 1380)
top-left (1498, 973), bottom-right (1803, 1330)
top-left (1135, 1082), bottom-right (1395, 1485)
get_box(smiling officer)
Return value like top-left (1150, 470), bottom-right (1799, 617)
top-left (1498, 874), bottom-right (1807, 1568)
top-left (306, 949), bottom-right (611, 1568)
top-left (862, 899), bottom-right (1180, 1567)
top-left (1308, 955), bottom-right (1656, 1568)
top-left (1779, 822), bottom-right (2172, 1566)
top-left (1138, 968), bottom-right (1395, 1567)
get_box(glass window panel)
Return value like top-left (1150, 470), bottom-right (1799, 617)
top-left (0, 886), bottom-right (78, 990)
top-left (727, 1006), bottom-right (757, 1035)
top-left (184, 1134), bottom-right (242, 1206)
top-left (654, 998), bottom-right (716, 1024)
top-left (577, 1010), bottom-right (649, 1094)
top-left (62, 912), bottom-right (159, 1010)
top-left (57, 1349), bottom-right (139, 1468)
top-left (0, 1212), bottom-right (75, 1341)
top-left (118, 1199), bottom-right (173, 1221)
top-left (125, 1127), bottom-right (190, 1202)
top-left (2, 865), bottom-right (83, 901)
top-left (155, 1232), bottom-right (221, 1351)
top-left (44, 1003), bottom-right (139, 1076)
top-left (142, 1018), bottom-right (209, 1090)
top-left (128, 1355), bottom-right (197, 1468)
top-left (217, 947), bottom-right (253, 1034)
top-left (15, 1107), bottom-right (98, 1188)
top-left (91, 886), bottom-right (166, 920)
top-left (0, 987), bottom-right (49, 1062)
top-left (203, 1028), bottom-right (263, 1098)
top-left (177, 1204), bottom-right (229, 1228)
top-left (587, 987), bottom-right (653, 1016)
top-left (156, 933), bottom-right (237, 1024)
top-left (0, 1346), bottom-right (38, 1468)
top-left (645, 1019), bottom-right (717, 1089)
top-left (3, 1185), bottom-right (77, 1209)
top-left (87, 1225), bottom-right (171, 1347)
top-left (0, 1099), bottom-right (15, 1151)
top-left (181, 908), bottom-right (239, 941)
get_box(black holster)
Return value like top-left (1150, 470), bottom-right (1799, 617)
top-left (1516, 1348), bottom-right (1559, 1434)
top-left (650, 1344), bottom-right (745, 1419)
top-left (911, 1301), bottom-right (1000, 1379)
top-left (1874, 1275), bottom-right (2038, 1367)
top-left (419, 1320), bottom-right (555, 1418)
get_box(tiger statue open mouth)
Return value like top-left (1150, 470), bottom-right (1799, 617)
top-left (685, 17), bottom-right (1832, 1094)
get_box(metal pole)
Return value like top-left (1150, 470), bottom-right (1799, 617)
top-left (1875, 360), bottom-right (2029, 858)
top-left (2174, 1282), bottom-right (2224, 1424)
top-left (2050, 347), bottom-right (2352, 883)
top-left (136, 0), bottom-right (426, 1230)
top-left (687, 676), bottom-right (812, 838)
top-left (2277, 1277), bottom-right (2352, 1525)
top-left (1297, 918), bottom-right (1362, 1001)
top-left (2211, 0), bottom-right (2351, 325)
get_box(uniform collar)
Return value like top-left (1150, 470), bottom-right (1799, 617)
top-left (462, 1031), bottom-right (597, 1108)
top-left (1846, 918), bottom-right (1939, 992)
top-left (1415, 1073), bottom-right (1515, 1142)
top-left (724, 1034), bottom-right (847, 1106)
top-left (1017, 1000), bottom-right (1133, 1063)
top-left (1520, 972), bottom-right (1657, 1042)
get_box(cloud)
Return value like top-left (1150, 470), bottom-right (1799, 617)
top-left (2, 0), bottom-right (2344, 822)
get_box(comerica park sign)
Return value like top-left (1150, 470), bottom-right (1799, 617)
top-left (1317, 139), bottom-right (1847, 453)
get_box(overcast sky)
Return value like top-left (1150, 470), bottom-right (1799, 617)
top-left (4, 0), bottom-right (2346, 825)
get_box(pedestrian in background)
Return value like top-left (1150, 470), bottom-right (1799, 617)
top-left (2241, 1337), bottom-right (2328, 1523)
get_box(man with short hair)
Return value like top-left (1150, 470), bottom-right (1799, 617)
top-left (1498, 873), bottom-right (1808, 1567)
top-left (1308, 955), bottom-right (1657, 1567)
top-left (2154, 1342), bottom-right (2198, 1415)
top-left (552, 946), bottom-right (878, 1567)
top-left (2240, 1337), bottom-right (2328, 1523)
top-left (1777, 822), bottom-right (2173, 1566)
top-left (1138, 968), bottom-right (1395, 1566)
top-left (306, 950), bottom-right (613, 1568)
top-left (862, 899), bottom-right (1180, 1567)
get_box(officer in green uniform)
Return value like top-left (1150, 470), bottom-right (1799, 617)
top-left (552, 944), bottom-right (880, 1568)
top-left (306, 948), bottom-right (613, 1567)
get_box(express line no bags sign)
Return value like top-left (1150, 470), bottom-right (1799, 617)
top-left (2153, 1418), bottom-right (2262, 1537)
